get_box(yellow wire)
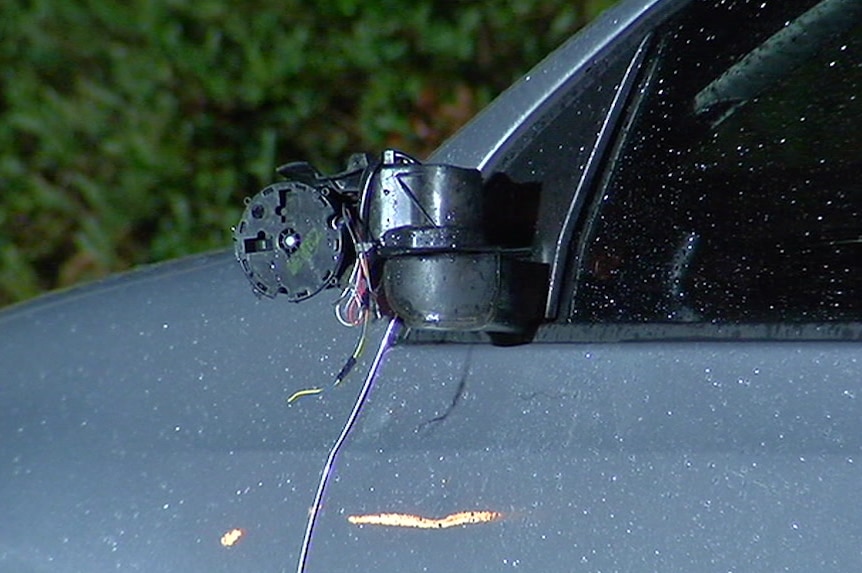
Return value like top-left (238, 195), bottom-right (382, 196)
top-left (287, 308), bottom-right (371, 403)
top-left (292, 209), bottom-right (373, 405)
top-left (286, 387), bottom-right (324, 404)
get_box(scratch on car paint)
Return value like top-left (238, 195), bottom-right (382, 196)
top-left (220, 528), bottom-right (244, 547)
top-left (347, 510), bottom-right (503, 529)
top-left (416, 347), bottom-right (472, 432)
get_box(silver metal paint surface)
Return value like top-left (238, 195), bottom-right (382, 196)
top-left (0, 251), bottom-right (388, 572)
top-left (4, 1), bottom-right (861, 572)
top-left (428, 0), bottom-right (685, 173)
top-left (314, 342), bottom-right (862, 572)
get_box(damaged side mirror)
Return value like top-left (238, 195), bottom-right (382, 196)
top-left (233, 150), bottom-right (548, 338)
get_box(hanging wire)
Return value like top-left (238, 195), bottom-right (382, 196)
top-left (295, 318), bottom-right (402, 573)
top-left (285, 310), bottom-right (371, 404)
top-left (335, 206), bottom-right (375, 327)
top-left (286, 206), bottom-right (377, 405)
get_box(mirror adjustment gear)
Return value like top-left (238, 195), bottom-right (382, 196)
top-left (234, 150), bottom-right (547, 336)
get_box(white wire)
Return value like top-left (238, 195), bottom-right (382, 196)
top-left (294, 317), bottom-right (402, 573)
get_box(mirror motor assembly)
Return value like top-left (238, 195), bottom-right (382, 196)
top-left (234, 150), bottom-right (547, 337)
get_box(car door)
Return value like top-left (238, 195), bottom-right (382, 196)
top-left (311, 1), bottom-right (862, 572)
top-left (0, 251), bottom-right (400, 573)
top-left (0, 2), bottom-right (671, 573)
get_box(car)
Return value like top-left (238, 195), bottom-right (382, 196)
top-left (3, 0), bottom-right (861, 571)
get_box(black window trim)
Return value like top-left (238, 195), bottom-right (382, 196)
top-left (544, 32), bottom-right (655, 321)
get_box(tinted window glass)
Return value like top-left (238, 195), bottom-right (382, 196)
top-left (499, 46), bottom-right (636, 265)
top-left (572, 0), bottom-right (862, 323)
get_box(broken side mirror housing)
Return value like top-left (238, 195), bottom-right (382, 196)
top-left (233, 150), bottom-right (548, 338)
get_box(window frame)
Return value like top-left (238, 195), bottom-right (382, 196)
top-left (556, 0), bottom-right (862, 341)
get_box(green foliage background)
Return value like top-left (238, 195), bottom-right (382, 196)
top-left (0, 0), bottom-right (618, 307)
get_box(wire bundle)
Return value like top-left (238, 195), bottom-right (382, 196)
top-left (286, 207), bottom-right (376, 404)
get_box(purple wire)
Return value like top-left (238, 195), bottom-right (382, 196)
top-left (295, 317), bottom-right (402, 573)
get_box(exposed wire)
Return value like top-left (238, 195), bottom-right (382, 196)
top-left (285, 311), bottom-right (371, 404)
top-left (333, 310), bottom-right (369, 387)
top-left (335, 207), bottom-right (375, 327)
top-left (295, 318), bottom-right (402, 573)
top-left (286, 387), bottom-right (323, 404)
top-left (288, 207), bottom-right (376, 405)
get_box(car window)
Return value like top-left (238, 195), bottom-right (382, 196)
top-left (571, 0), bottom-right (862, 323)
top-left (497, 42), bottom-right (640, 269)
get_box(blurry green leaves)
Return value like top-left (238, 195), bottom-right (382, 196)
top-left (0, 0), bottom-right (617, 306)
